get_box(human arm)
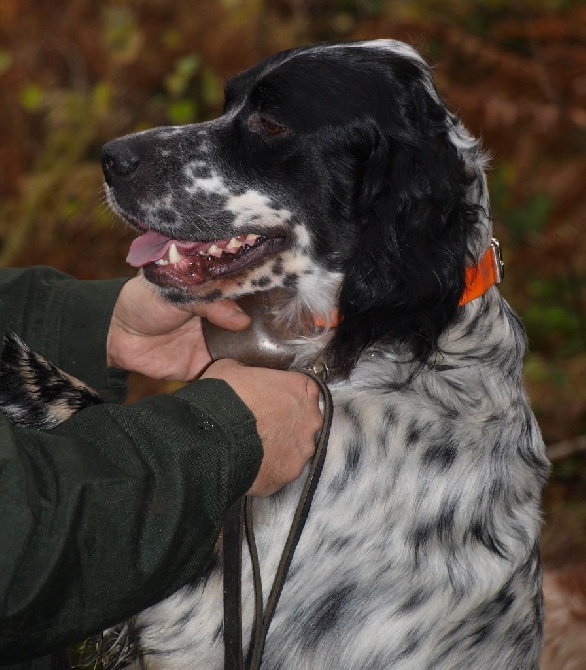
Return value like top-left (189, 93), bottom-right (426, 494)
top-left (0, 359), bottom-right (320, 663)
top-left (0, 378), bottom-right (262, 663)
top-left (0, 267), bottom-right (321, 498)
top-left (0, 268), bottom-right (321, 661)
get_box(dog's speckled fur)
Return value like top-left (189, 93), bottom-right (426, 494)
top-left (1, 40), bottom-right (549, 669)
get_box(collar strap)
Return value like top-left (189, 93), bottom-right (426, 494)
top-left (313, 313), bottom-right (341, 329)
top-left (459, 238), bottom-right (504, 307)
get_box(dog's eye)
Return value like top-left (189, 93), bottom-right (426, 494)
top-left (256, 116), bottom-right (288, 137)
top-left (261, 117), bottom-right (286, 135)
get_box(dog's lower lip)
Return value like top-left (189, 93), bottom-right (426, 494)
top-left (142, 236), bottom-right (288, 288)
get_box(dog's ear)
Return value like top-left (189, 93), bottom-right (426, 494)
top-left (328, 78), bottom-right (484, 377)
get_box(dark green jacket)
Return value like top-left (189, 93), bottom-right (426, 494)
top-left (0, 267), bottom-right (263, 667)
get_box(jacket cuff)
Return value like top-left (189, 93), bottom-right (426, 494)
top-left (174, 378), bottom-right (263, 502)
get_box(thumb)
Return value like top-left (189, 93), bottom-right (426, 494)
top-left (195, 300), bottom-right (251, 331)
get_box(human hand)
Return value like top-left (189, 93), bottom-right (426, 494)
top-left (201, 359), bottom-right (323, 496)
top-left (107, 275), bottom-right (250, 380)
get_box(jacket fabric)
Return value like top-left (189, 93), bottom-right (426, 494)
top-left (0, 267), bottom-right (262, 667)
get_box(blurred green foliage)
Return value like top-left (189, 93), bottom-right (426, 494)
top-left (491, 166), bottom-right (552, 245)
top-left (490, 164), bottom-right (584, 360)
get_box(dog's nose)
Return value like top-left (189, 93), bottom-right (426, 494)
top-left (101, 140), bottom-right (140, 183)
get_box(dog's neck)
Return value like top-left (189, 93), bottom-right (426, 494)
top-left (204, 288), bottom-right (335, 371)
top-left (204, 240), bottom-right (504, 372)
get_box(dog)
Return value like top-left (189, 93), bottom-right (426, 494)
top-left (2, 40), bottom-right (550, 669)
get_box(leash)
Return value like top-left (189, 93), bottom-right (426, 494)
top-left (223, 369), bottom-right (334, 670)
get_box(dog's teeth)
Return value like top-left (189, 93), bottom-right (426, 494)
top-left (208, 244), bottom-right (223, 258)
top-left (155, 258), bottom-right (169, 266)
top-left (168, 243), bottom-right (183, 264)
top-left (226, 237), bottom-right (243, 253)
top-left (197, 237), bottom-right (256, 258)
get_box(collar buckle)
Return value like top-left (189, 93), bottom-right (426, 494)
top-left (490, 237), bottom-right (505, 284)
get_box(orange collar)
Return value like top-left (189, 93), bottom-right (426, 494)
top-left (459, 238), bottom-right (504, 306)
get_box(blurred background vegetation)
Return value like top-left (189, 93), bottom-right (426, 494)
top-left (1, 0), bottom-right (585, 569)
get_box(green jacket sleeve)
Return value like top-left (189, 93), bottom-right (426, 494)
top-left (0, 268), bottom-right (263, 663)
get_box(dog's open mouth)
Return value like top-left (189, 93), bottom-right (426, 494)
top-left (127, 229), bottom-right (287, 287)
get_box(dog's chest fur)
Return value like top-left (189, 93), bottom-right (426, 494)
top-left (131, 293), bottom-right (547, 670)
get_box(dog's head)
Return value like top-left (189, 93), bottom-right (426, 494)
top-left (103, 40), bottom-right (490, 376)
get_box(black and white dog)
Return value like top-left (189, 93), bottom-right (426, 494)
top-left (2, 40), bottom-right (549, 668)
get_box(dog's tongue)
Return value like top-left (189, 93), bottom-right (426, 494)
top-left (127, 231), bottom-right (170, 267)
top-left (126, 230), bottom-right (200, 267)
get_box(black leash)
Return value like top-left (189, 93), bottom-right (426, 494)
top-left (223, 499), bottom-right (245, 669)
top-left (223, 370), bottom-right (334, 670)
